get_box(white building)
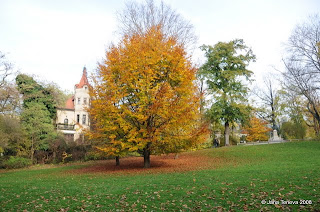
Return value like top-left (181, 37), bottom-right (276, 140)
top-left (56, 67), bottom-right (90, 142)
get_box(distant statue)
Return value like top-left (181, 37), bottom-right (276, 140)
top-left (269, 129), bottom-right (283, 142)
top-left (213, 130), bottom-right (221, 148)
top-left (213, 138), bottom-right (220, 148)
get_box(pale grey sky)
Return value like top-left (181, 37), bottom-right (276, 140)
top-left (0, 0), bottom-right (319, 92)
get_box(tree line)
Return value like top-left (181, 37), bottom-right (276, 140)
top-left (87, 1), bottom-right (320, 168)
top-left (1, 0), bottom-right (319, 169)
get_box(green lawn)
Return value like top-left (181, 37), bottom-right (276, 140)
top-left (1, 141), bottom-right (319, 211)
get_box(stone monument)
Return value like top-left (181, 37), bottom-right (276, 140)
top-left (270, 129), bottom-right (283, 142)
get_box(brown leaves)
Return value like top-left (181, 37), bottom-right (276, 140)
top-left (70, 153), bottom-right (217, 175)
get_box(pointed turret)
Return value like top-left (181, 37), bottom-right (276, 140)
top-left (75, 67), bottom-right (89, 88)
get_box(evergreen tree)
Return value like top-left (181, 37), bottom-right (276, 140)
top-left (16, 74), bottom-right (56, 119)
top-left (20, 102), bottom-right (56, 161)
top-left (16, 74), bottom-right (57, 162)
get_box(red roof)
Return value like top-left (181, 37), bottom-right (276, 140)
top-left (75, 67), bottom-right (89, 88)
top-left (61, 67), bottom-right (89, 110)
top-left (65, 96), bottom-right (74, 110)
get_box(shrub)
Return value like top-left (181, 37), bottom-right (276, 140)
top-left (200, 138), bottom-right (214, 149)
top-left (85, 150), bottom-right (110, 161)
top-left (281, 121), bottom-right (306, 140)
top-left (66, 142), bottom-right (91, 162)
top-left (230, 135), bottom-right (239, 145)
top-left (219, 135), bottom-right (238, 146)
top-left (240, 135), bottom-right (247, 143)
top-left (2, 156), bottom-right (32, 169)
top-left (220, 136), bottom-right (225, 146)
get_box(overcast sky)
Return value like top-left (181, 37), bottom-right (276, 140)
top-left (1, 0), bottom-right (319, 92)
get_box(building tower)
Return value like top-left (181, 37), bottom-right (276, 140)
top-left (56, 67), bottom-right (90, 142)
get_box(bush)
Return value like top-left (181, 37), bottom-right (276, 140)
top-left (200, 138), bottom-right (214, 149)
top-left (219, 135), bottom-right (238, 146)
top-left (240, 135), bottom-right (247, 143)
top-left (220, 136), bottom-right (225, 146)
top-left (66, 142), bottom-right (91, 162)
top-left (2, 156), bottom-right (32, 169)
top-left (230, 135), bottom-right (239, 145)
top-left (0, 115), bottom-right (29, 157)
top-left (85, 150), bottom-right (110, 161)
top-left (281, 121), bottom-right (306, 140)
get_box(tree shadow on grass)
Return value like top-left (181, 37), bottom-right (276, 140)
top-left (69, 153), bottom-right (221, 175)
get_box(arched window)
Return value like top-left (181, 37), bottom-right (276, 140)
top-left (64, 118), bottom-right (68, 125)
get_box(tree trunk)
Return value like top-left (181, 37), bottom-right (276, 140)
top-left (306, 101), bottom-right (320, 135)
top-left (225, 121), bottom-right (230, 146)
top-left (271, 109), bottom-right (276, 130)
top-left (174, 153), bottom-right (179, 159)
top-left (31, 137), bottom-right (34, 164)
top-left (143, 143), bottom-right (151, 168)
top-left (269, 81), bottom-right (277, 131)
top-left (53, 151), bottom-right (56, 160)
top-left (115, 156), bottom-right (120, 166)
top-left (314, 117), bottom-right (320, 135)
top-left (199, 78), bottom-right (205, 122)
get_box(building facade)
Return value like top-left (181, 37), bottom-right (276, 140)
top-left (56, 67), bottom-right (90, 142)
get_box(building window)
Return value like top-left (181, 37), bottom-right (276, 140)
top-left (84, 98), bottom-right (87, 105)
top-left (78, 98), bottom-right (80, 105)
top-left (64, 118), bottom-right (68, 125)
top-left (82, 114), bottom-right (86, 125)
top-left (77, 114), bottom-right (80, 123)
top-left (84, 86), bottom-right (87, 90)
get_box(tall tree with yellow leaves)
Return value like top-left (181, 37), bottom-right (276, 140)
top-left (88, 26), bottom-right (205, 168)
top-left (244, 116), bottom-right (272, 142)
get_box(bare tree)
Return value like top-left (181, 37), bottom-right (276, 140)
top-left (282, 59), bottom-right (320, 133)
top-left (0, 51), bottom-right (14, 88)
top-left (286, 15), bottom-right (320, 74)
top-left (116, 0), bottom-right (197, 49)
top-left (0, 83), bottom-right (20, 115)
top-left (253, 75), bottom-right (280, 131)
top-left (279, 85), bottom-right (308, 126)
top-left (0, 52), bottom-right (20, 115)
top-left (282, 14), bottom-right (320, 134)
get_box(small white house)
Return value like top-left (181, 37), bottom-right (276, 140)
top-left (56, 67), bottom-right (90, 142)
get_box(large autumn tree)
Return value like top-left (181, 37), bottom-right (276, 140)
top-left (88, 26), bottom-right (203, 168)
top-left (200, 39), bottom-right (255, 146)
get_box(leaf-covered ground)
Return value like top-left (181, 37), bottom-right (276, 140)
top-left (1, 141), bottom-right (320, 211)
top-left (69, 153), bottom-right (225, 175)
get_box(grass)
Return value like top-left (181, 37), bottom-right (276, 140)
top-left (0, 141), bottom-right (320, 211)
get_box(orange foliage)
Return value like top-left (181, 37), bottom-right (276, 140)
top-left (87, 26), bottom-right (206, 158)
top-left (244, 117), bottom-right (272, 142)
